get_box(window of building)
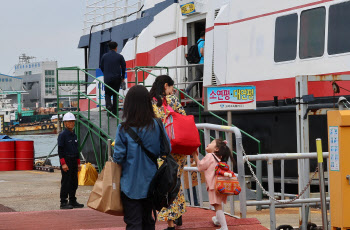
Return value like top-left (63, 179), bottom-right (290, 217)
top-left (274, 13), bottom-right (298, 62)
top-left (45, 77), bottom-right (55, 95)
top-left (45, 70), bottom-right (54, 76)
top-left (328, 2), bottom-right (350, 55)
top-left (299, 7), bottom-right (326, 59)
top-left (5, 78), bottom-right (8, 82)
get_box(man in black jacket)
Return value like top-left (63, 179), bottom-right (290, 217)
top-left (58, 112), bottom-right (84, 209)
top-left (100, 41), bottom-right (126, 115)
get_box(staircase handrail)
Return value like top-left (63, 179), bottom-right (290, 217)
top-left (134, 66), bottom-right (262, 155)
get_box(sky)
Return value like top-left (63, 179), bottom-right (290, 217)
top-left (0, 0), bottom-right (86, 75)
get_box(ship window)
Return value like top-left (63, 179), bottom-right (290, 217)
top-left (328, 2), bottom-right (350, 55)
top-left (274, 13), bottom-right (298, 62)
top-left (100, 41), bottom-right (110, 64)
top-left (299, 7), bottom-right (326, 59)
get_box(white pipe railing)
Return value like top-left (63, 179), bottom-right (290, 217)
top-left (181, 123), bottom-right (243, 218)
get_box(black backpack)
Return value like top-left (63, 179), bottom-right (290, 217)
top-left (186, 40), bottom-right (204, 64)
top-left (125, 119), bottom-right (180, 211)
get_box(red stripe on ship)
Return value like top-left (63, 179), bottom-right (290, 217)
top-left (80, 37), bottom-right (188, 111)
top-left (221, 76), bottom-right (350, 102)
top-left (127, 37), bottom-right (188, 87)
top-left (206, 0), bottom-right (334, 33)
top-left (210, 100), bottom-right (254, 105)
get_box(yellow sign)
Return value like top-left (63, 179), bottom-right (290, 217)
top-left (180, 2), bottom-right (196, 15)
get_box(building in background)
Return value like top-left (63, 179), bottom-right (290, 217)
top-left (13, 54), bottom-right (81, 109)
top-left (14, 59), bottom-right (57, 108)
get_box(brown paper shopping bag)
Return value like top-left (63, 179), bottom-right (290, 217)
top-left (87, 161), bottom-right (123, 216)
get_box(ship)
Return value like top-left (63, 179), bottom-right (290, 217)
top-left (71, 0), bottom-right (350, 184)
top-left (3, 121), bottom-right (58, 135)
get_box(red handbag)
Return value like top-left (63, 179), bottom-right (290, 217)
top-left (163, 104), bottom-right (201, 155)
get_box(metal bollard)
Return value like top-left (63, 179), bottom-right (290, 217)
top-left (316, 138), bottom-right (328, 230)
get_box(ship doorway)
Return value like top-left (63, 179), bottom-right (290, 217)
top-left (187, 20), bottom-right (206, 98)
top-left (99, 41), bottom-right (110, 64)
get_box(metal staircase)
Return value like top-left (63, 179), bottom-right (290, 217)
top-left (56, 66), bottom-right (262, 172)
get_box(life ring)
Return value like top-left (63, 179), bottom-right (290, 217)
top-left (49, 124), bottom-right (55, 129)
top-left (4, 126), bottom-right (9, 131)
top-left (41, 125), bottom-right (47, 130)
top-left (10, 127), bottom-right (15, 132)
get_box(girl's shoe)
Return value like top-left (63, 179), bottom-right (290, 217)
top-left (163, 227), bottom-right (175, 230)
top-left (212, 216), bottom-right (220, 226)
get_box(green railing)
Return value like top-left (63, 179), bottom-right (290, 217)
top-left (132, 66), bottom-right (264, 208)
top-left (56, 65), bottom-right (262, 202)
top-left (132, 66), bottom-right (262, 159)
top-left (56, 67), bottom-right (126, 171)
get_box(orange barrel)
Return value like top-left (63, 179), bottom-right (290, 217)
top-left (15, 141), bottom-right (34, 170)
top-left (0, 141), bottom-right (15, 171)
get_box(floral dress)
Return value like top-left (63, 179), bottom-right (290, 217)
top-left (152, 94), bottom-right (187, 221)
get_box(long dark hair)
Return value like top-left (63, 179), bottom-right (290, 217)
top-left (214, 139), bottom-right (235, 167)
top-left (121, 85), bottom-right (155, 130)
top-left (149, 75), bottom-right (174, 107)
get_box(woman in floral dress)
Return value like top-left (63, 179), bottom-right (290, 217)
top-left (150, 75), bottom-right (187, 230)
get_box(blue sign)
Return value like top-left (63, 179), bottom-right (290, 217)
top-left (205, 86), bottom-right (256, 111)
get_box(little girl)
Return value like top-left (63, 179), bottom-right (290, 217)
top-left (192, 139), bottom-right (235, 230)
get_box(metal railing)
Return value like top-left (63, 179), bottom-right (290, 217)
top-left (83, 0), bottom-right (144, 34)
top-left (132, 65), bottom-right (264, 205)
top-left (182, 123), bottom-right (244, 218)
top-left (131, 66), bottom-right (261, 155)
top-left (56, 67), bottom-right (126, 171)
top-left (55, 65), bottom-right (262, 179)
top-left (183, 124), bottom-right (331, 229)
top-left (239, 150), bottom-right (330, 230)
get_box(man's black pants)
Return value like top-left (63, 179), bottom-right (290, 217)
top-left (60, 157), bottom-right (78, 203)
top-left (105, 77), bottom-right (122, 114)
top-left (121, 192), bottom-right (155, 230)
